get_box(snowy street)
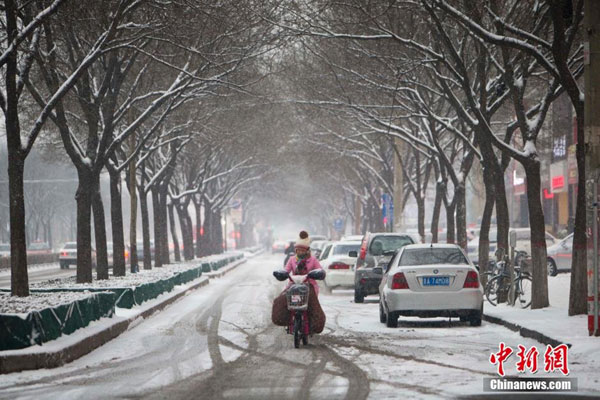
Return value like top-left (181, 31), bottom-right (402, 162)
top-left (2, 252), bottom-right (594, 399)
top-left (0, 264), bottom-right (74, 288)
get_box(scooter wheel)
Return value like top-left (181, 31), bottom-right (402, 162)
top-left (293, 318), bottom-right (301, 349)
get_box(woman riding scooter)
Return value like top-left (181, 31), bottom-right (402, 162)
top-left (272, 231), bottom-right (327, 335)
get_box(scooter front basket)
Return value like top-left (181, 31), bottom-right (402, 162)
top-left (286, 283), bottom-right (309, 310)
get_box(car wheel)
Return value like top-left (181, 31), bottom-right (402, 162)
top-left (354, 287), bottom-right (364, 303)
top-left (379, 301), bottom-right (387, 323)
top-left (547, 258), bottom-right (558, 277)
top-left (386, 310), bottom-right (398, 328)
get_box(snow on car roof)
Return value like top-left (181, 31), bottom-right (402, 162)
top-left (401, 243), bottom-right (463, 250)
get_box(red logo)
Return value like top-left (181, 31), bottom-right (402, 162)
top-left (490, 343), bottom-right (570, 376)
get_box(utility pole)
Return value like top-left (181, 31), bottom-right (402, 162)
top-left (585, 0), bottom-right (600, 336)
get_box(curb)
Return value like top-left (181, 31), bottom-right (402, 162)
top-left (0, 276), bottom-right (210, 374)
top-left (483, 313), bottom-right (571, 348)
top-left (204, 259), bottom-right (247, 279)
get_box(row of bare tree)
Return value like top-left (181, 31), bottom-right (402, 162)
top-left (1, 0), bottom-right (281, 296)
top-left (273, 0), bottom-right (586, 313)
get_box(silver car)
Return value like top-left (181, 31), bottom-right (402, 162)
top-left (546, 233), bottom-right (573, 276)
top-left (379, 244), bottom-right (484, 328)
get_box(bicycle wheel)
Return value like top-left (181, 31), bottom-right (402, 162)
top-left (485, 276), bottom-right (503, 306)
top-left (516, 275), bottom-right (532, 308)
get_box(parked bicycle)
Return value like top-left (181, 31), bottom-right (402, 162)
top-left (484, 252), bottom-right (532, 308)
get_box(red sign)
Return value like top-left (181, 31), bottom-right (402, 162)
top-left (552, 175), bottom-right (565, 190)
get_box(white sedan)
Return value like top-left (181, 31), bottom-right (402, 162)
top-left (379, 244), bottom-right (483, 328)
top-left (321, 241), bottom-right (361, 291)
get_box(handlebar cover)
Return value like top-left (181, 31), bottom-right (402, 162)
top-left (307, 269), bottom-right (326, 281)
top-left (273, 269), bottom-right (289, 281)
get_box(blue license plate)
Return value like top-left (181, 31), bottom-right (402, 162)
top-left (422, 276), bottom-right (450, 286)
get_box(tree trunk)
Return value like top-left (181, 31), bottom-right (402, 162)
top-left (479, 164), bottom-right (496, 285)
top-left (7, 154), bottom-right (29, 296)
top-left (202, 202), bottom-right (212, 256)
top-left (168, 201), bottom-right (181, 262)
top-left (569, 114), bottom-right (587, 315)
top-left (159, 187), bottom-right (170, 265)
top-left (524, 161), bottom-right (549, 309)
top-left (193, 198), bottom-right (203, 258)
top-left (431, 182), bottom-right (443, 243)
top-left (109, 168), bottom-right (126, 277)
top-left (417, 196), bottom-right (425, 243)
top-left (75, 169), bottom-right (94, 283)
top-left (151, 187), bottom-right (163, 267)
top-left (455, 184), bottom-right (467, 249)
top-left (213, 210), bottom-right (223, 254)
top-left (92, 177), bottom-right (109, 281)
top-left (128, 145), bottom-right (138, 273)
top-left (445, 200), bottom-right (456, 244)
top-left (177, 203), bottom-right (194, 260)
top-left (140, 187), bottom-right (152, 270)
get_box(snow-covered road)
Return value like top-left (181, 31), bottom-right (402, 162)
top-left (0, 264), bottom-right (74, 289)
top-left (0, 253), bottom-right (597, 399)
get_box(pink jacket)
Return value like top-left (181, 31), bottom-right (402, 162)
top-left (285, 255), bottom-right (324, 296)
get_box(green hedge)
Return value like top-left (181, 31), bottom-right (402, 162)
top-left (0, 292), bottom-right (116, 351)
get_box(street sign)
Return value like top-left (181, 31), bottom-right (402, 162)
top-left (334, 218), bottom-right (344, 232)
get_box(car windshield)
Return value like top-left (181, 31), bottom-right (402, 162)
top-left (399, 248), bottom-right (468, 266)
top-left (332, 244), bottom-right (360, 256)
top-left (369, 235), bottom-right (413, 254)
top-left (64, 243), bottom-right (77, 249)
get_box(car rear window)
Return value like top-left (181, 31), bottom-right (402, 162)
top-left (399, 248), bottom-right (468, 266)
top-left (64, 243), bottom-right (77, 249)
top-left (332, 244), bottom-right (360, 256)
top-left (369, 235), bottom-right (413, 254)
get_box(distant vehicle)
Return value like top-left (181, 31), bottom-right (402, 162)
top-left (546, 233), bottom-right (573, 276)
top-left (320, 241), bottom-right (361, 291)
top-left (27, 241), bottom-right (52, 255)
top-left (310, 240), bottom-right (330, 259)
top-left (107, 242), bottom-right (129, 267)
top-left (318, 242), bottom-right (334, 261)
top-left (354, 233), bottom-right (415, 303)
top-left (272, 240), bottom-right (289, 253)
top-left (0, 243), bottom-right (9, 257)
top-left (59, 242), bottom-right (96, 269)
top-left (310, 235), bottom-right (328, 243)
top-left (340, 235), bottom-right (364, 242)
top-left (136, 240), bottom-right (155, 260)
top-left (379, 243), bottom-right (483, 327)
top-left (468, 228), bottom-right (557, 266)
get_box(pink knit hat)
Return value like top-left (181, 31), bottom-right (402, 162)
top-left (294, 231), bottom-right (310, 250)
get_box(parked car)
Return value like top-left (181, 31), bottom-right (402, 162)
top-left (547, 233), bottom-right (573, 276)
top-left (27, 241), bottom-right (52, 255)
top-left (0, 243), bottom-right (10, 257)
top-left (353, 232), bottom-right (415, 303)
top-left (379, 243), bottom-right (483, 327)
top-left (59, 242), bottom-right (96, 269)
top-left (320, 240), bottom-right (361, 291)
top-left (310, 235), bottom-right (328, 243)
top-left (511, 228), bottom-right (558, 255)
top-left (319, 242), bottom-right (334, 261)
top-left (466, 229), bottom-right (497, 266)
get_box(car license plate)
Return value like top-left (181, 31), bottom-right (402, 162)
top-left (422, 276), bottom-right (450, 286)
top-left (291, 295), bottom-right (302, 303)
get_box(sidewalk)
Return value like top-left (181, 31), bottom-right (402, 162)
top-left (483, 273), bottom-right (599, 384)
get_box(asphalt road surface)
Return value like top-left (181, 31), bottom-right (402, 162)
top-left (0, 253), bottom-right (597, 399)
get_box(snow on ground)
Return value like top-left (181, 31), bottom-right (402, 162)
top-left (0, 291), bottom-right (101, 315)
top-left (0, 263), bottom-right (61, 278)
top-left (29, 253), bottom-right (239, 289)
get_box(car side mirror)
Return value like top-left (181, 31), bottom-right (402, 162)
top-left (373, 267), bottom-right (383, 275)
top-left (348, 251), bottom-right (358, 258)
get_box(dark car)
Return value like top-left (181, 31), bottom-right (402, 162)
top-left (353, 233), bottom-right (415, 303)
